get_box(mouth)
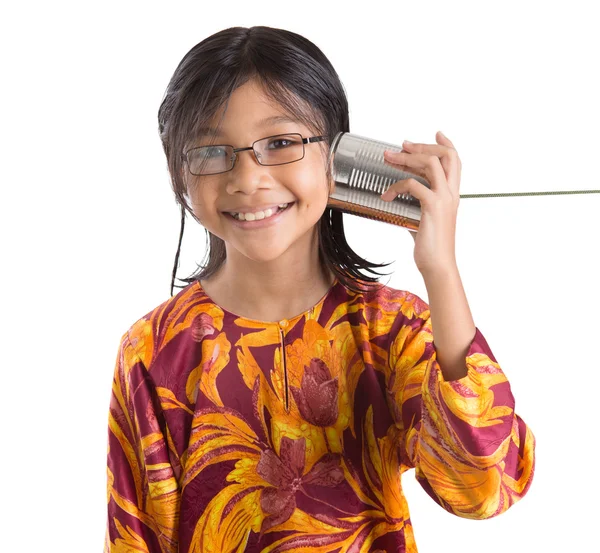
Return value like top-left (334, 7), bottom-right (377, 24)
top-left (223, 202), bottom-right (295, 228)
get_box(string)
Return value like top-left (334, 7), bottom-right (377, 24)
top-left (459, 189), bottom-right (600, 198)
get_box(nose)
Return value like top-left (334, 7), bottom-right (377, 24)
top-left (224, 148), bottom-right (271, 195)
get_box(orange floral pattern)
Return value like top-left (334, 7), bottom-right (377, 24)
top-left (105, 278), bottom-right (535, 553)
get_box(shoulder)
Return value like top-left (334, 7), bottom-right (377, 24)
top-left (342, 279), bottom-right (430, 321)
top-left (121, 280), bottom-right (206, 370)
top-left (333, 278), bottom-right (431, 341)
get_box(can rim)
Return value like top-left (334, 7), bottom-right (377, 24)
top-left (329, 131), bottom-right (344, 153)
top-left (327, 131), bottom-right (345, 169)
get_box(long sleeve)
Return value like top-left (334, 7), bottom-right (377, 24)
top-left (104, 332), bottom-right (180, 553)
top-left (387, 312), bottom-right (535, 519)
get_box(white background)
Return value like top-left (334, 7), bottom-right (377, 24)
top-left (2, 1), bottom-right (599, 551)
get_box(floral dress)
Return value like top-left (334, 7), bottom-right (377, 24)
top-left (105, 277), bottom-right (535, 553)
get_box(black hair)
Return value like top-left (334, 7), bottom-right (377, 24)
top-left (157, 26), bottom-right (392, 297)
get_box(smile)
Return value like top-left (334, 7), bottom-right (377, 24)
top-left (224, 202), bottom-right (295, 229)
top-left (230, 203), bottom-right (289, 221)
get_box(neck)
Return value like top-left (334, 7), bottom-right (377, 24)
top-left (200, 229), bottom-right (336, 322)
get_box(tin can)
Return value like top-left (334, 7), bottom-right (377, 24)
top-left (328, 132), bottom-right (431, 230)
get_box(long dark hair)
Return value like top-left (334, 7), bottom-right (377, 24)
top-left (158, 26), bottom-right (392, 297)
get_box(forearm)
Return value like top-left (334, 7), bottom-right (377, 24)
top-left (421, 264), bottom-right (476, 381)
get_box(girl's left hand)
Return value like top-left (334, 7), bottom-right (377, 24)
top-left (381, 131), bottom-right (461, 275)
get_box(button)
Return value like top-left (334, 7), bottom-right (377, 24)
top-left (278, 319), bottom-right (289, 329)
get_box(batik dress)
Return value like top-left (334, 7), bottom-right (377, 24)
top-left (105, 277), bottom-right (535, 553)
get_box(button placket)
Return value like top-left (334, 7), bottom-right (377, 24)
top-left (278, 319), bottom-right (290, 412)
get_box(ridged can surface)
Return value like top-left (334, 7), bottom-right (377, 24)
top-left (327, 132), bottom-right (431, 230)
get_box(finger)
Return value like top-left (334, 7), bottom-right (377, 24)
top-left (402, 134), bottom-right (456, 156)
top-left (389, 136), bottom-right (461, 196)
top-left (382, 156), bottom-right (427, 181)
top-left (383, 150), bottom-right (446, 193)
top-left (435, 132), bottom-right (461, 187)
top-left (436, 130), bottom-right (455, 149)
top-left (380, 177), bottom-right (435, 205)
top-left (434, 132), bottom-right (461, 195)
top-left (403, 134), bottom-right (461, 183)
top-left (382, 144), bottom-right (429, 180)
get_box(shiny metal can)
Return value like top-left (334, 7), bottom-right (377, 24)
top-left (327, 131), bottom-right (431, 230)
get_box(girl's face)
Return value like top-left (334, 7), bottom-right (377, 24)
top-left (184, 79), bottom-right (333, 266)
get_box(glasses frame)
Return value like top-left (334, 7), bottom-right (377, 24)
top-left (182, 133), bottom-right (330, 176)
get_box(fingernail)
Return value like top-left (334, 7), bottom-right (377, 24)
top-left (403, 140), bottom-right (413, 145)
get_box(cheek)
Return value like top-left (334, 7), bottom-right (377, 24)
top-left (187, 180), bottom-right (219, 211)
top-left (287, 161), bottom-right (329, 203)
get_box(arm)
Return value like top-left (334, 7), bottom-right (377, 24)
top-left (387, 289), bottom-right (535, 519)
top-left (421, 264), bottom-right (475, 381)
top-left (105, 333), bottom-right (180, 553)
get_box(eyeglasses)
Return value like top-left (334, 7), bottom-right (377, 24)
top-left (182, 133), bottom-right (329, 176)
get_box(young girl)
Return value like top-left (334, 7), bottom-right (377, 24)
top-left (105, 26), bottom-right (535, 553)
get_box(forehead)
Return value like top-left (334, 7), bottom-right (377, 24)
top-left (197, 114), bottom-right (303, 138)
top-left (196, 79), bottom-right (315, 139)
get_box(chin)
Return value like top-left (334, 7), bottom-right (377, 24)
top-left (237, 244), bottom-right (293, 264)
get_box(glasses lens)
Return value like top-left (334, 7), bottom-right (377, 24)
top-left (187, 145), bottom-right (233, 175)
top-left (254, 134), bottom-right (304, 166)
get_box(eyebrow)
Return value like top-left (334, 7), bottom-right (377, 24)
top-left (196, 115), bottom-right (301, 137)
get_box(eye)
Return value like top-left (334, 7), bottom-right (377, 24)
top-left (204, 146), bottom-right (227, 158)
top-left (267, 137), bottom-right (296, 149)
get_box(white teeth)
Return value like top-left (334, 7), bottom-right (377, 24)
top-left (231, 203), bottom-right (289, 221)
